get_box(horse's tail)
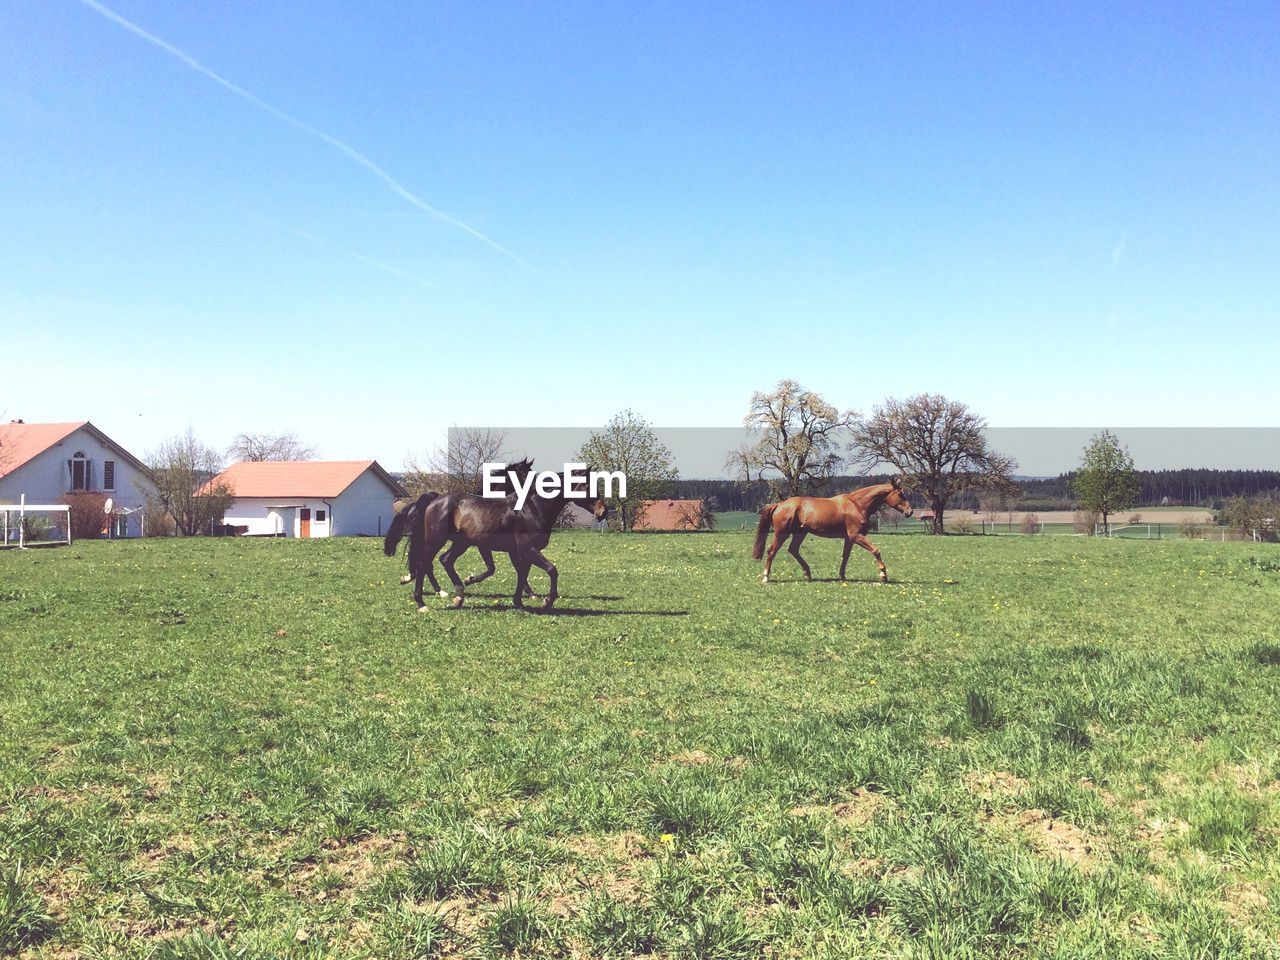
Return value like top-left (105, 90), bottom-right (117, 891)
top-left (752, 503), bottom-right (778, 560)
top-left (384, 492), bottom-right (438, 557)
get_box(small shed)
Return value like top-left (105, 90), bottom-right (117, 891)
top-left (210, 460), bottom-right (406, 538)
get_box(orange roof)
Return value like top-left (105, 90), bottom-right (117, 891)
top-left (0, 421), bottom-right (90, 475)
top-left (207, 460), bottom-right (405, 499)
top-left (633, 499), bottom-right (705, 530)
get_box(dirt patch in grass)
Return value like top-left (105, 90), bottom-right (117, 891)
top-left (555, 831), bottom-right (652, 909)
top-left (1015, 808), bottom-right (1108, 867)
top-left (789, 788), bottom-right (884, 826)
top-left (965, 770), bottom-right (1029, 797)
top-left (1134, 815), bottom-right (1191, 865)
top-left (290, 832), bottom-right (408, 901)
top-left (1224, 881), bottom-right (1270, 922)
top-left (668, 748), bottom-right (715, 765)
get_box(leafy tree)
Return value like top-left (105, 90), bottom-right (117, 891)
top-left (1073, 430), bottom-right (1140, 532)
top-left (576, 410), bottom-right (677, 531)
top-left (728, 379), bottom-right (857, 499)
top-left (852, 394), bottom-right (1017, 535)
top-left (1222, 494), bottom-right (1280, 541)
top-left (146, 429), bottom-right (235, 536)
top-left (228, 431), bottom-right (316, 462)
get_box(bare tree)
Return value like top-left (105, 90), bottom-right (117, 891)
top-left (728, 379), bottom-right (857, 499)
top-left (146, 429), bottom-right (236, 536)
top-left (852, 394), bottom-right (1017, 535)
top-left (403, 427), bottom-right (508, 497)
top-left (228, 431), bottom-right (316, 462)
top-left (576, 410), bottom-right (677, 531)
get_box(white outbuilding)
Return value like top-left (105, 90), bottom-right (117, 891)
top-left (211, 460), bottom-right (406, 538)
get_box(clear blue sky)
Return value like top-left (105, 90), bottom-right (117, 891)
top-left (3, 1), bottom-right (1277, 468)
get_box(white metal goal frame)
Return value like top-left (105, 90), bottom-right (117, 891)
top-left (1, 498), bottom-right (72, 548)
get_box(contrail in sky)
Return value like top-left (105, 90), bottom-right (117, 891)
top-left (248, 214), bottom-right (436, 289)
top-left (77, 0), bottom-right (530, 270)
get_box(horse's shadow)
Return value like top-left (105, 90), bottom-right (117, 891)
top-left (459, 591), bottom-right (625, 602)
top-left (777, 577), bottom-right (962, 586)
top-left (456, 603), bottom-right (688, 617)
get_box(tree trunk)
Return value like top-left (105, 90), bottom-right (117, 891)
top-left (931, 503), bottom-right (945, 535)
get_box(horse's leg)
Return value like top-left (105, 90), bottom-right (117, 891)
top-left (413, 535), bottom-right (446, 611)
top-left (424, 549), bottom-right (448, 599)
top-left (524, 547), bottom-right (558, 610)
top-left (788, 530), bottom-right (812, 581)
top-left (851, 533), bottom-right (888, 583)
top-left (463, 547), bottom-right (496, 586)
top-left (401, 536), bottom-right (420, 585)
top-left (439, 542), bottom-right (468, 607)
top-left (762, 529), bottom-right (789, 583)
top-left (839, 538), bottom-right (854, 580)
top-left (510, 550), bottom-right (532, 610)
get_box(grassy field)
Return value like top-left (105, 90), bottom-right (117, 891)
top-left (4, 532), bottom-right (1280, 958)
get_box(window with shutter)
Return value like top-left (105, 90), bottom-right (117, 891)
top-left (104, 460), bottom-right (116, 491)
top-left (70, 453), bottom-right (89, 491)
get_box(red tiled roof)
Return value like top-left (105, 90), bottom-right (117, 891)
top-left (633, 499), bottom-right (706, 530)
top-left (0, 421), bottom-right (89, 475)
top-left (207, 460), bottom-right (404, 499)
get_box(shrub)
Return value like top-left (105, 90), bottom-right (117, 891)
top-left (1128, 513), bottom-right (1143, 525)
top-left (61, 492), bottom-right (108, 541)
top-left (1180, 518), bottom-right (1205, 540)
top-left (1020, 513), bottom-right (1041, 535)
top-left (143, 499), bottom-right (176, 537)
top-left (1073, 510), bottom-right (1099, 534)
top-left (950, 515), bottom-right (974, 535)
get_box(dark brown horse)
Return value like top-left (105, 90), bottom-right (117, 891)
top-left (397, 463), bottom-right (605, 612)
top-left (752, 478), bottom-right (913, 584)
top-left (386, 459), bottom-right (535, 593)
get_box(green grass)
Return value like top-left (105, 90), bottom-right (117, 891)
top-left (3, 533), bottom-right (1280, 957)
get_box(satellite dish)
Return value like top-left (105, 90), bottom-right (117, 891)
top-left (103, 498), bottom-right (114, 514)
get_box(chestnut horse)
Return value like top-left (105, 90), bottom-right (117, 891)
top-left (752, 478), bottom-right (913, 584)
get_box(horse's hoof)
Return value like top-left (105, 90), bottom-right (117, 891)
top-left (400, 574), bottom-right (412, 585)
top-left (451, 596), bottom-right (464, 608)
top-left (761, 576), bottom-right (769, 584)
top-left (804, 574), bottom-right (812, 582)
top-left (417, 605), bottom-right (429, 613)
top-left (462, 576), bottom-right (476, 586)
top-left (438, 590), bottom-right (449, 599)
top-left (542, 599), bottom-right (555, 611)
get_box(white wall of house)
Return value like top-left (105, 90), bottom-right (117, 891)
top-left (0, 426), bottom-right (149, 537)
top-left (222, 499), bottom-right (333, 538)
top-left (330, 469), bottom-right (397, 537)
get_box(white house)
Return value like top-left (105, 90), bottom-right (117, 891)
top-left (0, 420), bottom-right (150, 537)
top-left (210, 460), bottom-right (406, 538)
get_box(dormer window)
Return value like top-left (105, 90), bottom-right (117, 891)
top-left (69, 452), bottom-right (92, 491)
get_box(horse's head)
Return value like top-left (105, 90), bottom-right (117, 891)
top-left (561, 465), bottom-right (609, 519)
top-left (886, 476), bottom-right (913, 517)
top-left (506, 457), bottom-right (534, 482)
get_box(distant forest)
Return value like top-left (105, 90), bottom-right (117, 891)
top-left (671, 469), bottom-right (1280, 513)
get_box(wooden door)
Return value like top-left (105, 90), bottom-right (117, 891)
top-left (300, 508), bottom-right (311, 539)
